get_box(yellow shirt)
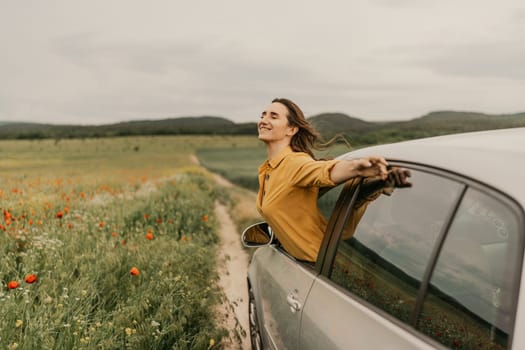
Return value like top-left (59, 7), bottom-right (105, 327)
top-left (257, 146), bottom-right (339, 262)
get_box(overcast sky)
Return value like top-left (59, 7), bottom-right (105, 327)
top-left (1, 0), bottom-right (524, 125)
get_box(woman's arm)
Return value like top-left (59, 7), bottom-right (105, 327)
top-left (329, 156), bottom-right (389, 184)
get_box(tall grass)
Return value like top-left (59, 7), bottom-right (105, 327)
top-left (0, 136), bottom-right (256, 349)
top-left (1, 171), bottom-right (227, 349)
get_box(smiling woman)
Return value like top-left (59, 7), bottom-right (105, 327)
top-left (255, 98), bottom-right (391, 262)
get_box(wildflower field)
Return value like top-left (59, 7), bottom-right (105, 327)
top-left (0, 135), bottom-right (256, 350)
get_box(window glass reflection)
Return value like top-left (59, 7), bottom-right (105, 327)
top-left (331, 170), bottom-right (462, 323)
top-left (417, 188), bottom-right (521, 350)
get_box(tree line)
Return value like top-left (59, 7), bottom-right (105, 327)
top-left (1, 110), bottom-right (524, 146)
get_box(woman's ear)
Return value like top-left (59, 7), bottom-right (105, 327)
top-left (287, 125), bottom-right (299, 136)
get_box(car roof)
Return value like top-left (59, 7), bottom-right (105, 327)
top-left (339, 127), bottom-right (525, 208)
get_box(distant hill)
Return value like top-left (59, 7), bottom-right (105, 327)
top-left (100, 116), bottom-right (237, 136)
top-left (0, 117), bottom-right (256, 139)
top-left (309, 113), bottom-right (375, 133)
top-left (307, 111), bottom-right (525, 145)
top-left (1, 110), bottom-right (524, 145)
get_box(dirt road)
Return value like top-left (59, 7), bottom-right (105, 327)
top-left (214, 178), bottom-right (252, 349)
top-left (190, 154), bottom-right (253, 348)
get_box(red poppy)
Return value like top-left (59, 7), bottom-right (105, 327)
top-left (25, 274), bottom-right (38, 284)
top-left (56, 211), bottom-right (64, 219)
top-left (4, 209), bottom-right (13, 221)
top-left (130, 267), bottom-right (140, 276)
top-left (7, 281), bottom-right (19, 289)
top-left (145, 232), bottom-right (154, 240)
top-left (202, 214), bottom-right (209, 222)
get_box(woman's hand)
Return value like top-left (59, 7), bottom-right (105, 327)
top-left (380, 167), bottom-right (412, 195)
top-left (353, 156), bottom-right (389, 180)
top-left (387, 167), bottom-right (412, 187)
top-left (330, 156), bottom-right (389, 184)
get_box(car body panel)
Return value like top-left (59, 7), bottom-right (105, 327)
top-left (301, 276), bottom-right (438, 350)
top-left (248, 246), bottom-right (318, 349)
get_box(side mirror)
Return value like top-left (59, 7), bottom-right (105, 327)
top-left (241, 222), bottom-right (274, 248)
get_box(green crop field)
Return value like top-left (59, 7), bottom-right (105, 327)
top-left (197, 145), bottom-right (265, 191)
top-left (0, 135), bottom-right (259, 350)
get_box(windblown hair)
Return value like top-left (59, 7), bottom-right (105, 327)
top-left (272, 98), bottom-right (349, 159)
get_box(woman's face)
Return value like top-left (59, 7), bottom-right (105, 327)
top-left (258, 102), bottom-right (297, 143)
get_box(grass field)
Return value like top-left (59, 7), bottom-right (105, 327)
top-left (0, 135), bottom-right (259, 350)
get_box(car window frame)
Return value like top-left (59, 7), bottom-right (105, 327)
top-left (315, 180), bottom-right (359, 272)
top-left (318, 160), bottom-right (525, 349)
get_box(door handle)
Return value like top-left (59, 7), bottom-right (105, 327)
top-left (286, 293), bottom-right (302, 313)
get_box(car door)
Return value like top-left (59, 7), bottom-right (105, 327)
top-left (299, 164), bottom-right (524, 349)
top-left (250, 182), bottom-right (346, 349)
top-left (300, 166), bottom-right (465, 349)
top-left (250, 247), bottom-right (317, 349)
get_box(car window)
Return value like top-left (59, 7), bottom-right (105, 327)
top-left (416, 187), bottom-right (522, 350)
top-left (329, 169), bottom-right (463, 323)
top-left (317, 183), bottom-right (345, 221)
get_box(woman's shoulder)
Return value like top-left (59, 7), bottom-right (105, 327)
top-left (286, 151), bottom-right (314, 162)
top-left (288, 151), bottom-right (338, 164)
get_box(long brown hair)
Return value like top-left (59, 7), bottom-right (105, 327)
top-left (272, 98), bottom-right (348, 159)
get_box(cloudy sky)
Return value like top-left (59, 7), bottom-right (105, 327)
top-left (1, 0), bottom-right (524, 125)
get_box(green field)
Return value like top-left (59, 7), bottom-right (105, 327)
top-left (0, 135), bottom-right (260, 350)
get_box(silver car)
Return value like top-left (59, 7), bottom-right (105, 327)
top-left (242, 127), bottom-right (525, 350)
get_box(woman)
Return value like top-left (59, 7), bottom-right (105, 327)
top-left (257, 98), bottom-right (389, 262)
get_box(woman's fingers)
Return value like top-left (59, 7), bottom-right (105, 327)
top-left (369, 157), bottom-right (389, 179)
top-left (357, 157), bottom-right (388, 179)
top-left (369, 156), bottom-right (389, 167)
top-left (388, 167), bottom-right (412, 187)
